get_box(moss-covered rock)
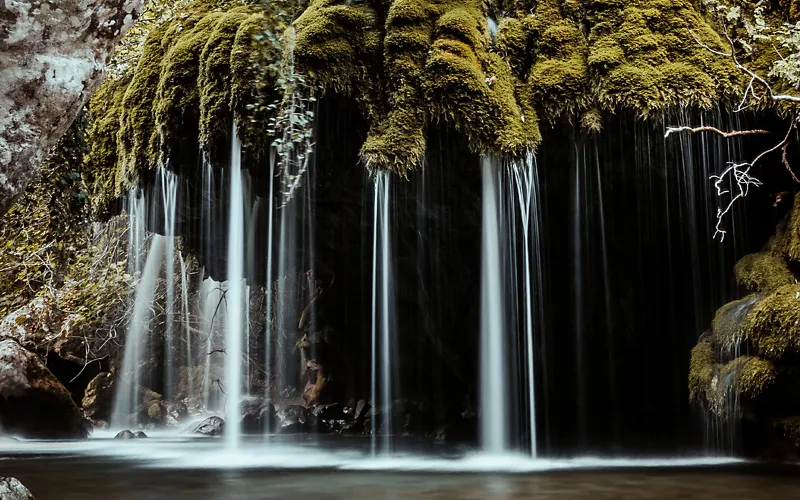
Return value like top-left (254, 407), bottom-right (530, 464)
top-left (743, 283), bottom-right (800, 358)
top-left (735, 252), bottom-right (796, 292)
top-left (712, 294), bottom-right (762, 349)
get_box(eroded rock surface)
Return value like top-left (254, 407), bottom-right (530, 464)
top-left (0, 0), bottom-right (142, 214)
top-left (0, 477), bottom-right (35, 500)
top-left (0, 339), bottom-right (89, 438)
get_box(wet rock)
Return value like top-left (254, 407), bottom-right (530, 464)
top-left (311, 403), bottom-right (346, 433)
top-left (353, 399), bottom-right (370, 421)
top-left (0, 340), bottom-right (89, 438)
top-left (134, 431), bottom-right (148, 439)
top-left (240, 397), bottom-right (276, 434)
top-left (82, 372), bottom-right (114, 423)
top-left (114, 430), bottom-right (135, 439)
top-left (188, 416), bottom-right (225, 436)
top-left (166, 402), bottom-right (188, 423)
top-left (276, 405), bottom-right (309, 434)
top-left (0, 477), bottom-right (35, 499)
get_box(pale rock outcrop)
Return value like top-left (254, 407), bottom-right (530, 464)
top-left (0, 0), bottom-right (142, 214)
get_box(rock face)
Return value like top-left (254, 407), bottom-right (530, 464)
top-left (82, 372), bottom-right (114, 424)
top-left (240, 397), bottom-right (276, 434)
top-left (0, 340), bottom-right (89, 438)
top-left (0, 0), bottom-right (142, 214)
top-left (188, 416), bottom-right (225, 436)
top-left (0, 477), bottom-right (35, 500)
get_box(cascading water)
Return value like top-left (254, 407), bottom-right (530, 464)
top-left (225, 122), bottom-right (246, 449)
top-left (160, 168), bottom-right (179, 401)
top-left (127, 188), bottom-right (147, 276)
top-left (509, 152), bottom-right (539, 457)
top-left (371, 170), bottom-right (394, 456)
top-left (112, 235), bottom-right (166, 427)
top-left (263, 150), bottom-right (276, 433)
top-left (480, 156), bottom-right (509, 455)
top-left (201, 277), bottom-right (225, 412)
top-left (179, 251), bottom-right (193, 402)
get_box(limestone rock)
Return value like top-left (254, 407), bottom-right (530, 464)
top-left (187, 416), bottom-right (225, 436)
top-left (0, 339), bottom-right (89, 438)
top-left (0, 0), bottom-right (143, 214)
top-left (114, 430), bottom-right (135, 439)
top-left (82, 372), bottom-right (114, 423)
top-left (0, 477), bottom-right (35, 500)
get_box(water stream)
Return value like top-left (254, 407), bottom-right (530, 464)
top-left (225, 122), bottom-right (246, 449)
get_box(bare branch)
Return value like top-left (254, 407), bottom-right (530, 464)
top-left (664, 126), bottom-right (769, 138)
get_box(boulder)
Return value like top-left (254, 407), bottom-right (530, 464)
top-left (114, 430), bottom-right (135, 439)
top-left (276, 405), bottom-right (309, 434)
top-left (311, 403), bottom-right (346, 433)
top-left (134, 431), bottom-right (148, 439)
top-left (166, 402), bottom-right (188, 423)
top-left (0, 477), bottom-right (34, 500)
top-left (240, 397), bottom-right (276, 434)
top-left (82, 372), bottom-right (114, 423)
top-left (188, 416), bottom-right (225, 436)
top-left (0, 340), bottom-right (89, 438)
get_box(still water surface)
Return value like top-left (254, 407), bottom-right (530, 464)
top-left (0, 437), bottom-right (796, 499)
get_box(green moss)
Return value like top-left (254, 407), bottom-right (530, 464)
top-left (766, 195), bottom-right (800, 261)
top-left (525, 0), bottom-right (591, 119)
top-left (85, 75), bottom-right (131, 214)
top-left (293, 0), bottom-right (381, 98)
top-left (115, 22), bottom-right (173, 192)
top-left (231, 11), bottom-right (277, 156)
top-left (735, 252), bottom-right (795, 292)
top-left (744, 283), bottom-right (800, 358)
top-left (720, 355), bottom-right (776, 396)
top-left (713, 294), bottom-right (761, 349)
top-left (585, 0), bottom-right (740, 114)
top-left (155, 12), bottom-right (223, 168)
top-left (689, 337), bottom-right (716, 402)
top-left (199, 10), bottom-right (252, 166)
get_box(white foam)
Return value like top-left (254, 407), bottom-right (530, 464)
top-left (0, 438), bottom-right (744, 473)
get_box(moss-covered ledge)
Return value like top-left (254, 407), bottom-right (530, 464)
top-left (86, 2), bottom-right (277, 210)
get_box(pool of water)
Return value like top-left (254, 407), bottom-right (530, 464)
top-left (0, 437), bottom-right (795, 499)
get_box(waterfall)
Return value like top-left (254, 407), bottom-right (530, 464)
top-left (371, 170), bottom-right (394, 455)
top-left (480, 156), bottom-right (509, 454)
top-left (201, 277), bottom-right (224, 412)
top-left (264, 150), bottom-right (275, 433)
top-left (225, 122), bottom-right (245, 449)
top-left (179, 251), bottom-right (193, 402)
top-left (509, 152), bottom-right (538, 457)
top-left (160, 168), bottom-right (178, 401)
top-left (112, 235), bottom-right (166, 427)
top-left (127, 188), bottom-right (147, 276)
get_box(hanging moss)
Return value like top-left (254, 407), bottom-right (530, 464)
top-left (743, 283), bottom-right (800, 358)
top-left (585, 0), bottom-right (740, 114)
top-left (524, 0), bottom-right (591, 120)
top-left (735, 252), bottom-right (796, 292)
top-left (155, 12), bottom-right (224, 171)
top-left (115, 22), bottom-right (173, 192)
top-left (293, 0), bottom-right (381, 99)
top-left (689, 336), bottom-right (716, 402)
top-left (85, 74), bottom-right (132, 213)
top-left (231, 11), bottom-right (278, 157)
top-left (198, 9), bottom-right (252, 166)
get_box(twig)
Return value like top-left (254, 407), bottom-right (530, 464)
top-left (664, 126), bottom-right (769, 138)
